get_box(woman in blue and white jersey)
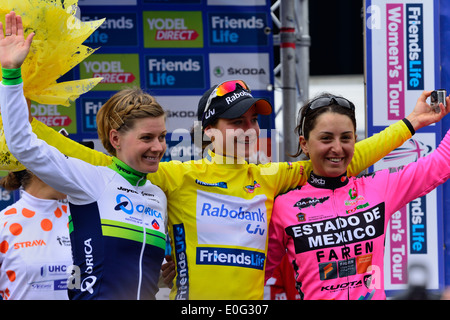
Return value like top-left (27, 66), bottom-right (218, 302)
top-left (0, 12), bottom-right (168, 300)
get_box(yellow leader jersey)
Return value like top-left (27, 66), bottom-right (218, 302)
top-left (30, 118), bottom-right (413, 299)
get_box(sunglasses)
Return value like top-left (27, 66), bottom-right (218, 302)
top-left (203, 80), bottom-right (251, 117)
top-left (299, 96), bottom-right (355, 135)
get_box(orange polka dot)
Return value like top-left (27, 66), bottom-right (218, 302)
top-left (4, 208), bottom-right (17, 215)
top-left (41, 219), bottom-right (52, 231)
top-left (22, 208), bottom-right (35, 218)
top-left (0, 240), bottom-right (9, 253)
top-left (61, 205), bottom-right (68, 213)
top-left (9, 223), bottom-right (22, 236)
top-left (54, 207), bottom-right (62, 218)
top-left (6, 270), bottom-right (16, 282)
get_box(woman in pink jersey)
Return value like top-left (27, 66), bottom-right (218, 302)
top-left (265, 92), bottom-right (450, 300)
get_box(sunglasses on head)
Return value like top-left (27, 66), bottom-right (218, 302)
top-left (203, 80), bottom-right (251, 117)
top-left (299, 96), bottom-right (355, 135)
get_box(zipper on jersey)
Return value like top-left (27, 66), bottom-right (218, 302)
top-left (136, 175), bottom-right (147, 300)
top-left (332, 189), bottom-right (351, 300)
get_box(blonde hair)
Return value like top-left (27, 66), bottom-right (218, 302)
top-left (96, 88), bottom-right (166, 156)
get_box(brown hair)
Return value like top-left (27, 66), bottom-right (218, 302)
top-left (292, 93), bottom-right (357, 158)
top-left (0, 170), bottom-right (34, 191)
top-left (96, 88), bottom-right (166, 156)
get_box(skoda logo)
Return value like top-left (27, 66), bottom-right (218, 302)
top-left (114, 194), bottom-right (133, 215)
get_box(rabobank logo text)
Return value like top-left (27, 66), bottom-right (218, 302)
top-left (201, 203), bottom-right (265, 224)
top-left (208, 13), bottom-right (269, 46)
top-left (196, 247), bottom-right (265, 270)
top-left (145, 55), bottom-right (204, 89)
top-left (196, 191), bottom-right (268, 251)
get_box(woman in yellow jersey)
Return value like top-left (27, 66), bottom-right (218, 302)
top-left (28, 79), bottom-right (449, 300)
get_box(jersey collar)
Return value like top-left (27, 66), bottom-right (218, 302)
top-left (308, 171), bottom-right (349, 190)
top-left (108, 157), bottom-right (147, 187)
top-left (204, 149), bottom-right (248, 167)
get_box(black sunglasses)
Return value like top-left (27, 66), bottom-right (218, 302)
top-left (299, 96), bottom-right (355, 135)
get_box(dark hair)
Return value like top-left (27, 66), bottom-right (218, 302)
top-left (0, 170), bottom-right (34, 191)
top-left (292, 92), bottom-right (357, 158)
top-left (190, 118), bottom-right (219, 157)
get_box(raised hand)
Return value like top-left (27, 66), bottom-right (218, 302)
top-left (0, 11), bottom-right (34, 69)
top-left (406, 90), bottom-right (450, 131)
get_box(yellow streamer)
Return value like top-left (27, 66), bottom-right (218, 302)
top-left (0, 0), bottom-right (104, 171)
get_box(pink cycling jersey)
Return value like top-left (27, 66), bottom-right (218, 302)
top-left (266, 129), bottom-right (450, 300)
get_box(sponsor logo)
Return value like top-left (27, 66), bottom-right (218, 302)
top-left (386, 4), bottom-right (405, 120)
top-left (286, 204), bottom-right (385, 253)
top-left (208, 13), bottom-right (268, 46)
top-left (244, 180), bottom-right (261, 193)
top-left (40, 264), bottom-right (68, 277)
top-left (83, 13), bottom-right (137, 46)
top-left (14, 239), bottom-right (46, 249)
top-left (345, 188), bottom-right (369, 214)
top-left (224, 91), bottom-right (253, 105)
top-left (390, 207), bottom-right (407, 284)
top-left (294, 196), bottom-right (329, 209)
top-left (173, 223), bottom-right (189, 300)
top-left (409, 196), bottom-right (427, 254)
top-left (31, 103), bottom-right (72, 127)
top-left (82, 238), bottom-right (97, 294)
top-left (144, 11), bottom-right (203, 48)
top-left (319, 262), bottom-right (337, 280)
top-left (146, 55), bottom-right (204, 88)
top-left (85, 61), bottom-right (135, 83)
top-left (309, 175), bottom-right (326, 186)
top-left (195, 179), bottom-right (227, 189)
top-left (80, 54), bottom-right (140, 91)
top-left (196, 190), bottom-right (267, 251)
top-left (196, 247), bottom-right (265, 270)
top-left (209, 53), bottom-right (271, 90)
top-left (406, 4), bottom-right (424, 90)
top-left (383, 138), bottom-right (432, 163)
top-left (81, 98), bottom-right (105, 133)
top-left (200, 203), bottom-right (265, 223)
top-left (57, 235), bottom-right (71, 247)
top-left (114, 193), bottom-right (163, 218)
top-left (151, 219), bottom-right (160, 230)
top-left (296, 212), bottom-right (306, 222)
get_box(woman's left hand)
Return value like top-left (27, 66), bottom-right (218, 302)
top-left (0, 11), bottom-right (34, 69)
top-left (406, 90), bottom-right (450, 131)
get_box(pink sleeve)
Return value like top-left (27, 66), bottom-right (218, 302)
top-left (380, 129), bottom-right (450, 214)
top-left (265, 196), bottom-right (289, 283)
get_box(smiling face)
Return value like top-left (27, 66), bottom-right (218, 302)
top-left (205, 105), bottom-right (260, 160)
top-left (111, 116), bottom-right (167, 173)
top-left (300, 112), bottom-right (356, 177)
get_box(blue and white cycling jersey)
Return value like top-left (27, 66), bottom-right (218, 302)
top-left (0, 82), bottom-right (167, 300)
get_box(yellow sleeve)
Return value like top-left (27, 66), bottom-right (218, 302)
top-left (146, 161), bottom-right (181, 193)
top-left (31, 118), bottom-right (113, 166)
top-left (348, 119), bottom-right (413, 176)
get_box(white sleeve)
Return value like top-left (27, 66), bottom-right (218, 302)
top-left (0, 82), bottom-right (103, 203)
